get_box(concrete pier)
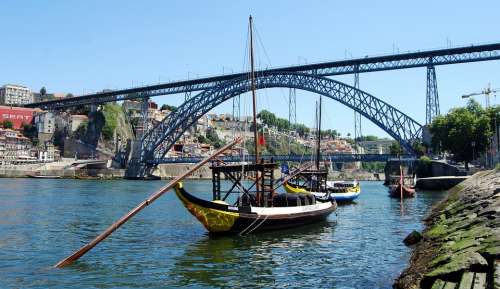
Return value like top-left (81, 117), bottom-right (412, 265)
top-left (416, 176), bottom-right (470, 190)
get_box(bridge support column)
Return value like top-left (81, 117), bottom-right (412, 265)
top-left (353, 67), bottom-right (363, 156)
top-left (140, 97), bottom-right (150, 138)
top-left (426, 64), bottom-right (440, 124)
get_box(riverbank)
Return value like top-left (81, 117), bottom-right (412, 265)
top-left (394, 169), bottom-right (499, 289)
top-left (0, 161), bottom-right (383, 180)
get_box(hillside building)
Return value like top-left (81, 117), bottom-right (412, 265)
top-left (0, 84), bottom-right (34, 106)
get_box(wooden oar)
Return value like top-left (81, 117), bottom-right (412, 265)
top-left (55, 137), bottom-right (242, 268)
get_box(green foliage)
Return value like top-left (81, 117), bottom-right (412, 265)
top-left (160, 104), bottom-right (178, 112)
top-left (389, 142), bottom-right (401, 155)
top-left (496, 162), bottom-right (500, 171)
top-left (21, 123), bottom-right (37, 139)
top-left (486, 105), bottom-right (499, 140)
top-left (412, 141), bottom-right (427, 157)
top-left (0, 120), bottom-right (13, 129)
top-left (197, 134), bottom-right (207, 144)
top-left (322, 129), bottom-right (340, 139)
top-left (420, 155), bottom-right (432, 164)
top-left (74, 121), bottom-right (88, 139)
top-left (53, 130), bottom-right (65, 148)
top-left (257, 109), bottom-right (311, 137)
top-left (101, 104), bottom-right (122, 140)
top-left (40, 86), bottom-right (46, 96)
top-left (361, 162), bottom-right (385, 172)
top-left (355, 135), bottom-right (379, 142)
top-left (429, 99), bottom-right (492, 168)
top-left (205, 129), bottom-right (223, 148)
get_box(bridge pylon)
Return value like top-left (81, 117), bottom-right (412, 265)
top-left (426, 64), bottom-right (440, 124)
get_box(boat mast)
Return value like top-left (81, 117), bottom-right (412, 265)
top-left (316, 96), bottom-right (322, 170)
top-left (249, 15), bottom-right (259, 164)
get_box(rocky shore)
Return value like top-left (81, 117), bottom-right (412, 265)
top-left (394, 170), bottom-right (499, 289)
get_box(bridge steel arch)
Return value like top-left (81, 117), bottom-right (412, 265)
top-left (137, 72), bottom-right (422, 170)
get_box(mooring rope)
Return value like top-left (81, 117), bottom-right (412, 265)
top-left (245, 214), bottom-right (269, 235)
top-left (238, 214), bottom-right (261, 236)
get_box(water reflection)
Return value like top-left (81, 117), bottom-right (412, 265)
top-left (0, 179), bottom-right (446, 289)
top-left (169, 221), bottom-right (335, 288)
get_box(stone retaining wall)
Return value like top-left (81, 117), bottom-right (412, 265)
top-left (394, 170), bottom-right (499, 289)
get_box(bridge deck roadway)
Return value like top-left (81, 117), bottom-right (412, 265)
top-left (26, 42), bottom-right (500, 110)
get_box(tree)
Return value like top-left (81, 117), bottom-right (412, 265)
top-left (40, 86), bottom-right (47, 96)
top-left (101, 104), bottom-right (121, 140)
top-left (74, 122), bottom-right (88, 139)
top-left (389, 142), bottom-right (401, 155)
top-left (197, 135), bottom-right (207, 144)
top-left (429, 99), bottom-right (492, 170)
top-left (411, 141), bottom-right (426, 157)
top-left (206, 129), bottom-right (223, 148)
top-left (1, 120), bottom-right (13, 129)
top-left (356, 135), bottom-right (379, 142)
top-left (22, 123), bottom-right (37, 139)
top-left (486, 105), bottom-right (500, 148)
top-left (160, 104), bottom-right (178, 112)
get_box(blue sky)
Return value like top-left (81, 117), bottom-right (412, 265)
top-left (1, 0), bottom-right (499, 138)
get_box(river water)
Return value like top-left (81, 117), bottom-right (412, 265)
top-left (0, 179), bottom-right (446, 289)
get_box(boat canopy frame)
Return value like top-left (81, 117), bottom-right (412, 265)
top-left (290, 167), bottom-right (329, 192)
top-left (210, 160), bottom-right (277, 207)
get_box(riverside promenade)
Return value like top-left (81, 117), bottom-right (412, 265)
top-left (395, 169), bottom-right (499, 289)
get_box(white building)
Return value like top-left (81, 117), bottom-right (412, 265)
top-left (34, 111), bottom-right (55, 134)
top-left (38, 141), bottom-right (59, 162)
top-left (359, 139), bottom-right (395, 154)
top-left (0, 84), bottom-right (34, 106)
top-left (34, 111), bottom-right (56, 143)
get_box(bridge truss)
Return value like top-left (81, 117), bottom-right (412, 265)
top-left (26, 43), bottom-right (500, 110)
top-left (130, 72), bottom-right (422, 177)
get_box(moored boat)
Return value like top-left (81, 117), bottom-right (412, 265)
top-left (388, 183), bottom-right (415, 198)
top-left (26, 173), bottom-right (62, 179)
top-left (175, 178), bottom-right (336, 235)
top-left (326, 180), bottom-right (361, 202)
top-left (388, 163), bottom-right (415, 198)
top-left (175, 16), bottom-right (336, 235)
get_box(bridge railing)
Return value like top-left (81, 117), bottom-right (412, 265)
top-left (25, 42), bottom-right (500, 110)
top-left (150, 154), bottom-right (415, 164)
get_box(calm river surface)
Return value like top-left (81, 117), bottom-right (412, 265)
top-left (0, 179), bottom-right (446, 289)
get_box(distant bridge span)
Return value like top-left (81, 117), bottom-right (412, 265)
top-left (26, 42), bottom-right (500, 110)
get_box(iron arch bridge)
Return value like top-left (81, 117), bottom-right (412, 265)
top-left (132, 72), bottom-right (423, 175)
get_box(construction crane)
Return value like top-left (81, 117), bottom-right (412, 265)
top-left (461, 83), bottom-right (498, 108)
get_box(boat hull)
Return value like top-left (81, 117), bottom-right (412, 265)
top-left (326, 181), bottom-right (361, 202)
top-left (175, 183), bottom-right (336, 235)
top-left (388, 184), bottom-right (415, 198)
top-left (330, 191), bottom-right (360, 202)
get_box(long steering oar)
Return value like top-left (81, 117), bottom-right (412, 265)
top-left (55, 137), bottom-right (242, 268)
